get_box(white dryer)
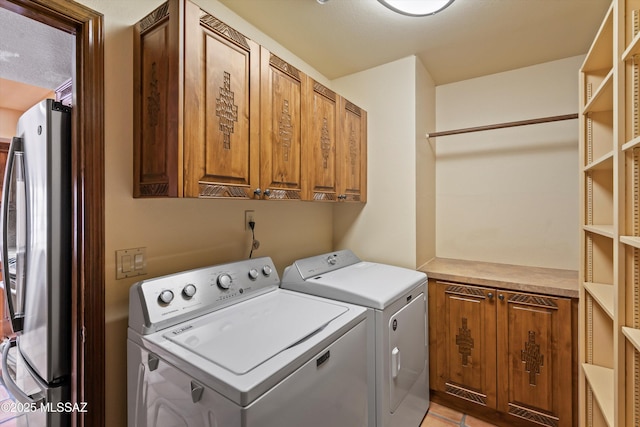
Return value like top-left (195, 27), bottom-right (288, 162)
top-left (128, 256), bottom-right (369, 427)
top-left (281, 250), bottom-right (429, 427)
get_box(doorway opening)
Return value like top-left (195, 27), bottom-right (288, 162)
top-left (0, 0), bottom-right (105, 426)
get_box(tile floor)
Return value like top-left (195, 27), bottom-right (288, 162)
top-left (421, 402), bottom-right (498, 427)
top-left (0, 381), bottom-right (20, 426)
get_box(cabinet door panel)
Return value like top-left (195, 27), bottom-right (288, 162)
top-left (303, 79), bottom-right (337, 201)
top-left (260, 49), bottom-right (304, 200)
top-left (134, 0), bottom-right (180, 197)
top-left (184, 6), bottom-right (259, 198)
top-left (435, 282), bottom-right (497, 409)
top-left (337, 98), bottom-right (366, 202)
top-left (497, 291), bottom-right (572, 427)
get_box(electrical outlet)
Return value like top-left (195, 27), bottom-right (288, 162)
top-left (245, 210), bottom-right (256, 230)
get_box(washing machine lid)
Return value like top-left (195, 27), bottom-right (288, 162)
top-left (162, 290), bottom-right (348, 375)
top-left (290, 262), bottom-right (427, 309)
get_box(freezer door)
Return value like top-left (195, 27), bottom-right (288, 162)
top-left (1, 338), bottom-right (70, 427)
top-left (1, 136), bottom-right (27, 333)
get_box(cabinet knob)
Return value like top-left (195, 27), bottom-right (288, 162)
top-left (264, 188), bottom-right (271, 197)
top-left (487, 292), bottom-right (494, 300)
top-left (498, 294), bottom-right (505, 301)
top-left (253, 188), bottom-right (262, 197)
top-left (338, 194), bottom-right (347, 200)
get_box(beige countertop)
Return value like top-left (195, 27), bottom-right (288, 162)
top-left (418, 257), bottom-right (579, 299)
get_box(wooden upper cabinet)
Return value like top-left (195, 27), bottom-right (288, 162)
top-left (184, 4), bottom-right (260, 198)
top-left (303, 79), bottom-right (338, 201)
top-left (133, 0), bottom-right (259, 198)
top-left (133, 0), bottom-right (179, 197)
top-left (259, 48), bottom-right (305, 200)
top-left (133, 0), bottom-right (366, 202)
top-left (337, 97), bottom-right (367, 202)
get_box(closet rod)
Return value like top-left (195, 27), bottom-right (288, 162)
top-left (426, 113), bottom-right (578, 139)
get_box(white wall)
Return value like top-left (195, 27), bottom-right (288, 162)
top-left (435, 56), bottom-right (582, 270)
top-left (332, 56), bottom-right (436, 269)
top-left (416, 59), bottom-right (437, 267)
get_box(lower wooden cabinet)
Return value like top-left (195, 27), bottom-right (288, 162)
top-left (429, 279), bottom-right (576, 427)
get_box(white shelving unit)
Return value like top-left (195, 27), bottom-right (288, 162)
top-left (580, 1), bottom-right (640, 425)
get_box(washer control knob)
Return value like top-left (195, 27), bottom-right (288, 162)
top-left (158, 290), bottom-right (174, 305)
top-left (327, 255), bottom-right (337, 265)
top-left (262, 265), bottom-right (273, 276)
top-left (248, 268), bottom-right (259, 280)
top-left (217, 274), bottom-right (232, 290)
top-left (183, 284), bottom-right (197, 298)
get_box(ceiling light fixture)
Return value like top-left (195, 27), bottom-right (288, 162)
top-left (377, 0), bottom-right (454, 16)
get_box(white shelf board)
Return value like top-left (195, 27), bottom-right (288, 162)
top-left (584, 282), bottom-right (614, 319)
top-left (583, 225), bottom-right (615, 239)
top-left (620, 235), bottom-right (640, 249)
top-left (622, 135), bottom-right (640, 151)
top-left (583, 70), bottom-right (614, 113)
top-left (622, 327), bottom-right (640, 353)
top-left (623, 29), bottom-right (640, 61)
top-left (582, 363), bottom-right (614, 427)
top-left (582, 5), bottom-right (613, 72)
top-left (584, 151), bottom-right (614, 171)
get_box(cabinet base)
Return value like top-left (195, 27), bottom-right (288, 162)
top-left (429, 391), bottom-right (571, 427)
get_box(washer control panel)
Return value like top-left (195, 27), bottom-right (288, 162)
top-left (289, 249), bottom-right (361, 280)
top-left (129, 257), bottom-right (279, 334)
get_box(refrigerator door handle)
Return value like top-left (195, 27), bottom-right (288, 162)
top-left (1, 338), bottom-right (45, 406)
top-left (1, 137), bottom-right (26, 332)
top-left (13, 152), bottom-right (26, 318)
top-left (15, 152), bottom-right (27, 317)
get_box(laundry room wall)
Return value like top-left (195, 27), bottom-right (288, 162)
top-left (73, 0), bottom-right (342, 425)
top-left (435, 56), bottom-right (582, 270)
top-left (332, 56), bottom-right (436, 270)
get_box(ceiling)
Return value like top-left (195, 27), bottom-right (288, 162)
top-left (0, 6), bottom-right (73, 111)
top-left (218, 0), bottom-right (611, 85)
top-left (0, 0), bottom-right (612, 110)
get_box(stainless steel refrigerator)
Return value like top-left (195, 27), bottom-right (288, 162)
top-left (0, 99), bottom-right (72, 427)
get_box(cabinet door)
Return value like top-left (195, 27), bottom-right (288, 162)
top-left (336, 97), bottom-right (367, 202)
top-left (496, 291), bottom-right (572, 427)
top-left (303, 79), bottom-right (338, 201)
top-left (434, 281), bottom-right (497, 409)
top-left (183, 3), bottom-right (260, 198)
top-left (260, 48), bottom-right (305, 200)
top-left (133, 0), bottom-right (181, 197)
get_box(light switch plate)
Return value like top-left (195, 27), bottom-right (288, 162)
top-left (116, 247), bottom-right (147, 279)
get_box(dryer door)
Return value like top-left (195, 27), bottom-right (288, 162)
top-left (388, 293), bottom-right (426, 412)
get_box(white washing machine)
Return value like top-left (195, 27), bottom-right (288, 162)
top-left (281, 250), bottom-right (429, 427)
top-left (128, 256), bottom-right (369, 427)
